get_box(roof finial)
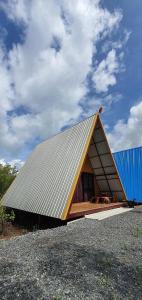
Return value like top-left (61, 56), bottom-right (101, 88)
top-left (98, 106), bottom-right (103, 114)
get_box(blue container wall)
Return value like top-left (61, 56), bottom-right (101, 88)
top-left (113, 147), bottom-right (142, 203)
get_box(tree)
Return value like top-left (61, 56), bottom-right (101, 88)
top-left (0, 163), bottom-right (18, 198)
top-left (0, 163), bottom-right (17, 234)
top-left (0, 202), bottom-right (15, 234)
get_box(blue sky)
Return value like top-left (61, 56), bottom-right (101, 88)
top-left (104, 0), bottom-right (142, 124)
top-left (0, 0), bottom-right (142, 168)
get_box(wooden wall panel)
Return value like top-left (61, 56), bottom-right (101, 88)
top-left (82, 155), bottom-right (93, 174)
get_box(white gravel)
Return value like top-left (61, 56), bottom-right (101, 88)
top-left (0, 206), bottom-right (142, 300)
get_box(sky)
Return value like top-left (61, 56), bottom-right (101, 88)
top-left (0, 0), bottom-right (142, 169)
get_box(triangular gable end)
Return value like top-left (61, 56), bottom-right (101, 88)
top-left (62, 114), bottom-right (126, 220)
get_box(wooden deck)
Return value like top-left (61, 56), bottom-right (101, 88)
top-left (68, 201), bottom-right (127, 219)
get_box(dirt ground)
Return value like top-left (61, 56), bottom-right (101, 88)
top-left (0, 223), bottom-right (28, 240)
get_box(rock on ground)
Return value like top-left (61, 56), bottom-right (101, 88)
top-left (0, 206), bottom-right (142, 300)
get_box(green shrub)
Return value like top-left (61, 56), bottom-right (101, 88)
top-left (0, 163), bottom-right (17, 198)
top-left (0, 202), bottom-right (15, 235)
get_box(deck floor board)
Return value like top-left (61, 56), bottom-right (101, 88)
top-left (68, 201), bottom-right (126, 219)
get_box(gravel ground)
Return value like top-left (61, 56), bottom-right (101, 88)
top-left (0, 206), bottom-right (142, 300)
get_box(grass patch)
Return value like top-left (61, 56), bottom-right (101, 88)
top-left (96, 255), bottom-right (113, 269)
top-left (121, 242), bottom-right (130, 251)
top-left (121, 242), bottom-right (136, 252)
top-left (133, 265), bottom-right (142, 286)
top-left (131, 227), bottom-right (142, 238)
top-left (98, 274), bottom-right (111, 287)
top-left (109, 294), bottom-right (118, 300)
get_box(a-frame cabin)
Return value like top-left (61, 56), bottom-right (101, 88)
top-left (2, 114), bottom-right (127, 220)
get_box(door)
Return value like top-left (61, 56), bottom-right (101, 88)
top-left (81, 172), bottom-right (95, 201)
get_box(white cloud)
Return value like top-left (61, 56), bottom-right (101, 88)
top-left (107, 100), bottom-right (142, 152)
top-left (0, 157), bottom-right (24, 169)
top-left (0, 158), bottom-right (6, 165)
top-left (0, 0), bottom-right (124, 161)
top-left (81, 93), bottom-right (122, 119)
top-left (0, 0), bottom-right (29, 24)
top-left (0, 49), bottom-right (14, 114)
top-left (92, 49), bottom-right (121, 93)
top-left (9, 159), bottom-right (25, 169)
top-left (101, 29), bottom-right (131, 53)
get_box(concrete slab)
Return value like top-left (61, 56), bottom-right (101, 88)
top-left (67, 218), bottom-right (85, 225)
top-left (85, 207), bottom-right (133, 220)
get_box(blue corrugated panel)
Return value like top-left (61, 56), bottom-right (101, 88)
top-left (113, 147), bottom-right (142, 203)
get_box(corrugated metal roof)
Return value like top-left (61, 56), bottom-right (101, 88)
top-left (113, 147), bottom-right (142, 203)
top-left (3, 115), bottom-right (97, 219)
top-left (3, 114), bottom-right (126, 219)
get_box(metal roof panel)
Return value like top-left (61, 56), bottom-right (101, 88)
top-left (3, 115), bottom-right (96, 219)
